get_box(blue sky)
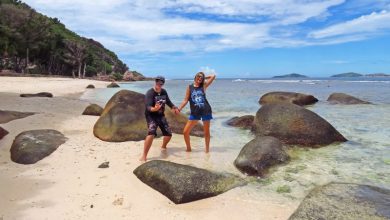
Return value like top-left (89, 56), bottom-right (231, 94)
top-left (24, 0), bottom-right (390, 78)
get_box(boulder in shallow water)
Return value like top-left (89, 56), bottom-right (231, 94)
top-left (93, 90), bottom-right (203, 142)
top-left (259, 92), bottom-right (318, 106)
top-left (0, 126), bottom-right (9, 140)
top-left (289, 183), bottom-right (390, 220)
top-left (10, 129), bottom-right (67, 164)
top-left (86, 84), bottom-right (95, 89)
top-left (107, 82), bottom-right (120, 88)
top-left (327, 93), bottom-right (371, 104)
top-left (226, 115), bottom-right (254, 130)
top-left (133, 160), bottom-right (245, 204)
top-left (0, 110), bottom-right (35, 124)
top-left (234, 136), bottom-right (289, 176)
top-left (82, 104), bottom-right (103, 116)
top-left (165, 108), bottom-right (204, 137)
top-left (253, 103), bottom-right (347, 147)
top-left (20, 92), bottom-right (53, 98)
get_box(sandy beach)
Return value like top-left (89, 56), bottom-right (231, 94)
top-left (0, 77), bottom-right (298, 220)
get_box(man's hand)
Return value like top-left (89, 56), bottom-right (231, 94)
top-left (153, 103), bottom-right (162, 111)
top-left (172, 108), bottom-right (180, 115)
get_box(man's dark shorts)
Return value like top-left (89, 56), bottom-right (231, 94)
top-left (146, 115), bottom-right (172, 136)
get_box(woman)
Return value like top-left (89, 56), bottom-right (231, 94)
top-left (178, 72), bottom-right (216, 153)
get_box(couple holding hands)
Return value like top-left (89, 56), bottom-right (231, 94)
top-left (140, 72), bottom-right (216, 161)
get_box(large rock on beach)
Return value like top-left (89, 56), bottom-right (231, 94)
top-left (20, 92), bottom-right (53, 98)
top-left (259, 92), bottom-right (318, 106)
top-left (327, 93), bottom-right (371, 104)
top-left (0, 126), bottom-right (9, 140)
top-left (93, 90), bottom-right (203, 142)
top-left (234, 136), bottom-right (289, 176)
top-left (82, 104), bottom-right (103, 116)
top-left (86, 84), bottom-right (95, 89)
top-left (123, 71), bottom-right (146, 81)
top-left (0, 110), bottom-right (35, 124)
top-left (107, 82), bottom-right (120, 88)
top-left (133, 160), bottom-right (245, 204)
top-left (226, 115), bottom-right (254, 129)
top-left (253, 103), bottom-right (347, 147)
top-left (10, 129), bottom-right (67, 164)
top-left (289, 183), bottom-right (390, 220)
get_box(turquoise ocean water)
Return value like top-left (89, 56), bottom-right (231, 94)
top-left (81, 77), bottom-right (390, 200)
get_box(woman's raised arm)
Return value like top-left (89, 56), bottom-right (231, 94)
top-left (204, 74), bottom-right (216, 90)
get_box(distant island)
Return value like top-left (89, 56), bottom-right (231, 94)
top-left (366, 73), bottom-right (390, 77)
top-left (331, 72), bottom-right (389, 77)
top-left (272, 73), bottom-right (308, 78)
top-left (331, 72), bottom-right (363, 77)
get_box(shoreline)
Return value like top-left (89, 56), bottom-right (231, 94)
top-left (0, 77), bottom-right (298, 220)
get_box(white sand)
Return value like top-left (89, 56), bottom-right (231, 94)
top-left (0, 77), bottom-right (298, 220)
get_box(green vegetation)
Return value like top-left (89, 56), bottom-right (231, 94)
top-left (256, 177), bottom-right (273, 186)
top-left (285, 164), bottom-right (307, 174)
top-left (283, 174), bottom-right (295, 182)
top-left (272, 73), bottom-right (308, 78)
top-left (0, 0), bottom-right (128, 77)
top-left (331, 72), bottom-right (363, 77)
top-left (276, 185), bottom-right (291, 193)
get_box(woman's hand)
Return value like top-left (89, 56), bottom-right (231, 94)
top-left (172, 108), bottom-right (180, 115)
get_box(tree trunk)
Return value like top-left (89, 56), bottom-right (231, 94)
top-left (48, 55), bottom-right (53, 75)
top-left (78, 62), bottom-right (81, 78)
top-left (72, 69), bottom-right (75, 79)
top-left (83, 63), bottom-right (86, 78)
top-left (26, 47), bottom-right (29, 72)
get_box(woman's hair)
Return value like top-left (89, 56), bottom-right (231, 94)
top-left (194, 72), bottom-right (205, 87)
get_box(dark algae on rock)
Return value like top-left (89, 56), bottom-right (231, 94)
top-left (289, 183), bottom-right (390, 220)
top-left (234, 136), bottom-right (289, 176)
top-left (10, 129), bottom-right (67, 164)
top-left (253, 103), bottom-right (347, 147)
top-left (133, 160), bottom-right (245, 204)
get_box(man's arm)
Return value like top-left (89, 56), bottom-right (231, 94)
top-left (145, 90), bottom-right (156, 112)
top-left (164, 90), bottom-right (177, 109)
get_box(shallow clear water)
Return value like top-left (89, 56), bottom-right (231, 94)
top-left (82, 78), bottom-right (390, 200)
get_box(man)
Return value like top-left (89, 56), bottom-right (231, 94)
top-left (140, 76), bottom-right (180, 162)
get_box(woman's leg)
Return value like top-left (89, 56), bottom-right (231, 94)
top-left (203, 120), bottom-right (211, 153)
top-left (183, 120), bottom-right (198, 152)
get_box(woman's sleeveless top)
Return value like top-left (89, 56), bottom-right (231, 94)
top-left (189, 84), bottom-right (212, 116)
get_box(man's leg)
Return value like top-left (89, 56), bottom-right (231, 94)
top-left (161, 136), bottom-right (171, 149)
top-left (140, 135), bottom-right (154, 162)
top-left (159, 116), bottom-right (172, 150)
top-left (140, 117), bottom-right (157, 162)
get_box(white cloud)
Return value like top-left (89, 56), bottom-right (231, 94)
top-left (322, 60), bottom-right (350, 64)
top-left (309, 10), bottom-right (390, 38)
top-left (22, 0), bottom-right (390, 56)
top-left (199, 66), bottom-right (217, 75)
